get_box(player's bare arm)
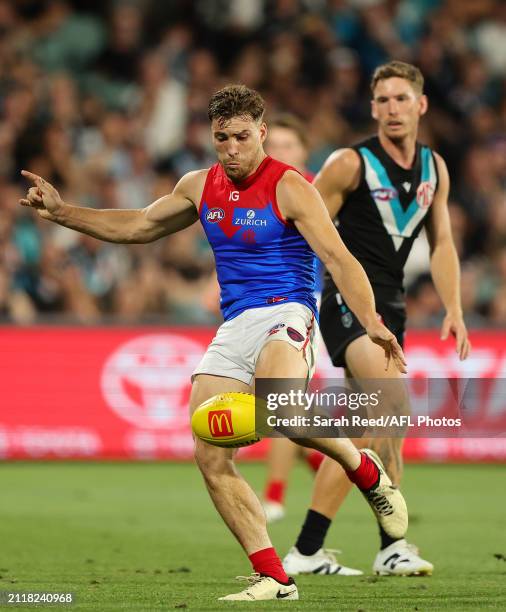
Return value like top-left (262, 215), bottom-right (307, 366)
top-left (19, 169), bottom-right (206, 244)
top-left (312, 148), bottom-right (361, 217)
top-left (425, 154), bottom-right (470, 360)
top-left (277, 170), bottom-right (407, 373)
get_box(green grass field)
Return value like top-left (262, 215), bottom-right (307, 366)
top-left (1, 462), bottom-right (505, 611)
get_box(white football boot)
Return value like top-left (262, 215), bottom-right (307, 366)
top-left (283, 547), bottom-right (363, 576)
top-left (373, 539), bottom-right (434, 576)
top-left (361, 449), bottom-right (408, 539)
top-left (218, 573), bottom-right (298, 601)
top-left (263, 500), bottom-right (286, 523)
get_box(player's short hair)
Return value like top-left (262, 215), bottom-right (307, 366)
top-left (208, 84), bottom-right (265, 126)
top-left (269, 114), bottom-right (308, 149)
top-left (371, 61), bottom-right (424, 95)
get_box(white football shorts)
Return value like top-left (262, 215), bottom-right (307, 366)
top-left (192, 302), bottom-right (319, 385)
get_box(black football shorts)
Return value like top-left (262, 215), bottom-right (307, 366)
top-left (319, 285), bottom-right (406, 368)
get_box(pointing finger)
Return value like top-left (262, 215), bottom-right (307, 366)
top-left (21, 170), bottom-right (42, 183)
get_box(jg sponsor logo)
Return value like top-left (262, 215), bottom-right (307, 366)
top-left (206, 207), bottom-right (225, 223)
top-left (208, 410), bottom-right (234, 437)
top-left (234, 209), bottom-right (267, 226)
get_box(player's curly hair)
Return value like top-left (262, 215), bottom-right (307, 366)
top-left (371, 61), bottom-right (424, 95)
top-left (208, 84), bottom-right (265, 126)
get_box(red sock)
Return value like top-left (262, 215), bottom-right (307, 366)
top-left (346, 452), bottom-right (379, 490)
top-left (264, 480), bottom-right (285, 504)
top-left (249, 547), bottom-right (289, 584)
top-left (305, 450), bottom-right (324, 473)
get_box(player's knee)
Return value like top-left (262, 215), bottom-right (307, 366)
top-left (382, 390), bottom-right (410, 418)
top-left (290, 437), bottom-right (315, 450)
top-left (194, 441), bottom-right (235, 480)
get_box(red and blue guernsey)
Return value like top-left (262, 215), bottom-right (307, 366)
top-left (199, 156), bottom-right (318, 321)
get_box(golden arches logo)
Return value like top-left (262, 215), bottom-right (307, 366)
top-left (208, 410), bottom-right (234, 437)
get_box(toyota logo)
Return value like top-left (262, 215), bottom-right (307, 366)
top-left (101, 334), bottom-right (203, 430)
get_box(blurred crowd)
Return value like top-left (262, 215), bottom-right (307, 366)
top-left (0, 0), bottom-right (504, 327)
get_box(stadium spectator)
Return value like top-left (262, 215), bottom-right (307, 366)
top-left (0, 0), bottom-right (503, 326)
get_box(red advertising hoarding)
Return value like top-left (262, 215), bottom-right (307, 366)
top-left (0, 327), bottom-right (505, 462)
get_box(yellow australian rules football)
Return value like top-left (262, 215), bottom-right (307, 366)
top-left (191, 392), bottom-right (261, 448)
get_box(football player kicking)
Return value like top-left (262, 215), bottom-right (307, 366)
top-left (20, 85), bottom-right (408, 602)
top-left (283, 62), bottom-right (470, 579)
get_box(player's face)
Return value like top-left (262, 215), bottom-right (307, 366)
top-left (371, 77), bottom-right (428, 141)
top-left (265, 127), bottom-right (307, 172)
top-left (212, 116), bottom-right (267, 181)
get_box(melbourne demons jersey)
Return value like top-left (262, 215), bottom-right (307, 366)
top-left (199, 156), bottom-right (317, 321)
top-left (326, 136), bottom-right (438, 291)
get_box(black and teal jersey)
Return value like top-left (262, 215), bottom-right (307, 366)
top-left (326, 136), bottom-right (438, 291)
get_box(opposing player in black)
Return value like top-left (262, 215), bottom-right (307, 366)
top-left (283, 61), bottom-right (470, 577)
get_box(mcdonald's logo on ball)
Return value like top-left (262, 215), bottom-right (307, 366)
top-left (208, 409), bottom-right (234, 437)
top-left (191, 392), bottom-right (260, 448)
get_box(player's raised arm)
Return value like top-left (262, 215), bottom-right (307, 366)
top-left (425, 154), bottom-right (470, 360)
top-left (19, 169), bottom-right (205, 244)
top-left (312, 148), bottom-right (361, 217)
top-left (277, 170), bottom-right (407, 373)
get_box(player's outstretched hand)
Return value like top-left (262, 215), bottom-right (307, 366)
top-left (440, 313), bottom-right (471, 361)
top-left (19, 170), bottom-right (64, 220)
top-left (366, 321), bottom-right (408, 374)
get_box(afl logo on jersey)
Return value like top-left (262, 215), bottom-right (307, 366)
top-left (206, 207), bottom-right (225, 223)
top-left (371, 187), bottom-right (398, 201)
top-left (416, 181), bottom-right (435, 209)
